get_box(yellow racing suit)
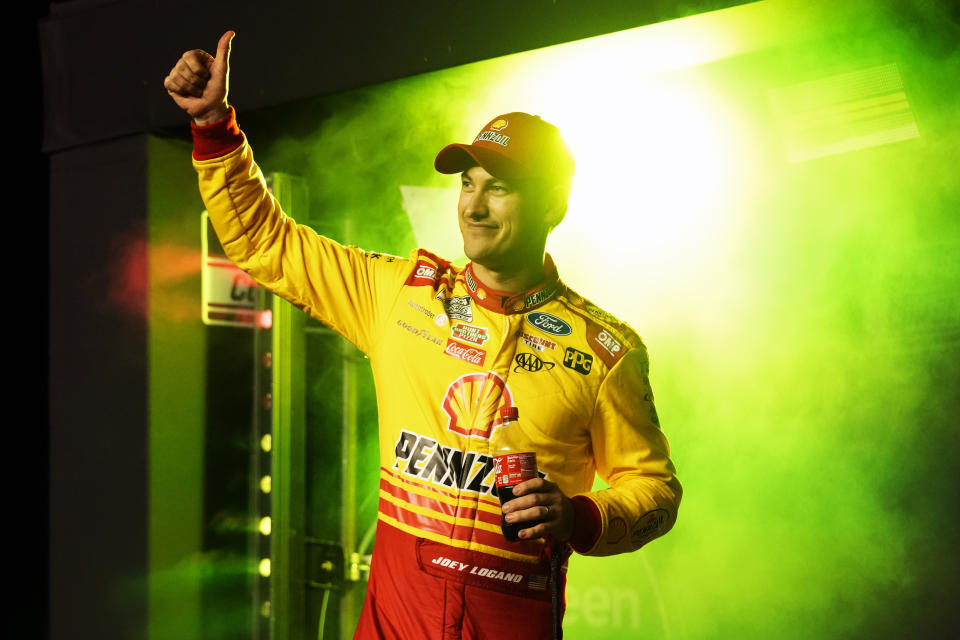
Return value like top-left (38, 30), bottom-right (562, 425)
top-left (192, 108), bottom-right (681, 639)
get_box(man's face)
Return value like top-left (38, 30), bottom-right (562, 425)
top-left (458, 165), bottom-right (552, 272)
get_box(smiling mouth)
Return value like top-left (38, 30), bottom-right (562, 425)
top-left (465, 222), bottom-right (498, 231)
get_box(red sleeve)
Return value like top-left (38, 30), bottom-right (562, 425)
top-left (190, 106), bottom-right (245, 160)
top-left (568, 495), bottom-right (602, 553)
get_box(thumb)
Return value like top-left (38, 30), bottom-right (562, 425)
top-left (211, 30), bottom-right (234, 75)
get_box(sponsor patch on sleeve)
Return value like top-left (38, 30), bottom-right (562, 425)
top-left (586, 322), bottom-right (627, 369)
top-left (406, 261), bottom-right (439, 287)
top-left (404, 249), bottom-right (451, 289)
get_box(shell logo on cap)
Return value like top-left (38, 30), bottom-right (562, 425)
top-left (489, 119), bottom-right (508, 131)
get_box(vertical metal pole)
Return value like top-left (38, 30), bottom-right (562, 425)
top-left (268, 173), bottom-right (308, 640)
top-left (340, 218), bottom-right (360, 640)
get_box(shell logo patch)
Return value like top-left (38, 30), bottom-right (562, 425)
top-left (441, 372), bottom-right (514, 439)
top-left (489, 119), bottom-right (508, 131)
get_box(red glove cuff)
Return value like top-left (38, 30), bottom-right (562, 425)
top-left (568, 495), bottom-right (602, 553)
top-left (191, 106), bottom-right (244, 160)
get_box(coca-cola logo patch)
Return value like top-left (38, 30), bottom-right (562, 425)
top-left (525, 312), bottom-right (572, 337)
top-left (444, 339), bottom-right (486, 367)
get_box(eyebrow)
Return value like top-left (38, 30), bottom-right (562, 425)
top-left (461, 172), bottom-right (512, 189)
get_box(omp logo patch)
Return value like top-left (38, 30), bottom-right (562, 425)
top-left (586, 323), bottom-right (628, 368)
top-left (562, 347), bottom-right (593, 375)
top-left (406, 259), bottom-right (440, 286)
top-left (441, 372), bottom-right (514, 439)
top-left (415, 265), bottom-right (436, 279)
top-left (513, 353), bottom-right (555, 373)
top-left (594, 329), bottom-right (622, 358)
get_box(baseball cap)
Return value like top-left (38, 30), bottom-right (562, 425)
top-left (434, 112), bottom-right (575, 184)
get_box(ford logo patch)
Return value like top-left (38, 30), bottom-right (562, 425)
top-left (526, 312), bottom-right (572, 337)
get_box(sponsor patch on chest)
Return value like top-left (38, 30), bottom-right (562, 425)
top-left (526, 311), bottom-right (572, 336)
top-left (444, 339), bottom-right (486, 366)
top-left (451, 322), bottom-right (489, 346)
top-left (520, 331), bottom-right (556, 352)
top-left (436, 290), bottom-right (473, 322)
top-left (513, 352), bottom-right (554, 373)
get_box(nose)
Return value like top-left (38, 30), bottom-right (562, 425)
top-left (462, 189), bottom-right (488, 220)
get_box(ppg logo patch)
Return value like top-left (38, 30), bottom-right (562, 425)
top-left (562, 347), bottom-right (592, 375)
top-left (513, 353), bottom-right (555, 373)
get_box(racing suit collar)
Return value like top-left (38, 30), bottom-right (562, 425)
top-left (463, 254), bottom-right (562, 314)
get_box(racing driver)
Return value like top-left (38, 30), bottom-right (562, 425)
top-left (165, 31), bottom-right (682, 639)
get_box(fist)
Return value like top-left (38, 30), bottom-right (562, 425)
top-left (164, 31), bottom-right (234, 126)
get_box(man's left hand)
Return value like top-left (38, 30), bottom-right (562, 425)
top-left (502, 478), bottom-right (574, 541)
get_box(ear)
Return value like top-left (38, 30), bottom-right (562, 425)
top-left (543, 183), bottom-right (568, 231)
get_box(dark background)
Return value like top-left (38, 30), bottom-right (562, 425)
top-left (36, 1), bottom-right (959, 639)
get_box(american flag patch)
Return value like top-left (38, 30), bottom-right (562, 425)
top-left (527, 574), bottom-right (548, 591)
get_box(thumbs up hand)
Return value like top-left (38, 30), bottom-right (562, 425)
top-left (164, 31), bottom-right (234, 126)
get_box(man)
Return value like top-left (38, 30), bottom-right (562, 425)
top-left (165, 31), bottom-right (681, 639)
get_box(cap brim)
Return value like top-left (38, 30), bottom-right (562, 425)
top-left (434, 144), bottom-right (528, 179)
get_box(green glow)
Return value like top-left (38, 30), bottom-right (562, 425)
top-left (258, 516), bottom-right (272, 536)
top-left (146, 0), bottom-right (958, 637)
top-left (260, 433), bottom-right (272, 452)
top-left (263, 1), bottom-right (957, 637)
top-left (258, 558), bottom-right (271, 578)
top-left (259, 475), bottom-right (271, 494)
